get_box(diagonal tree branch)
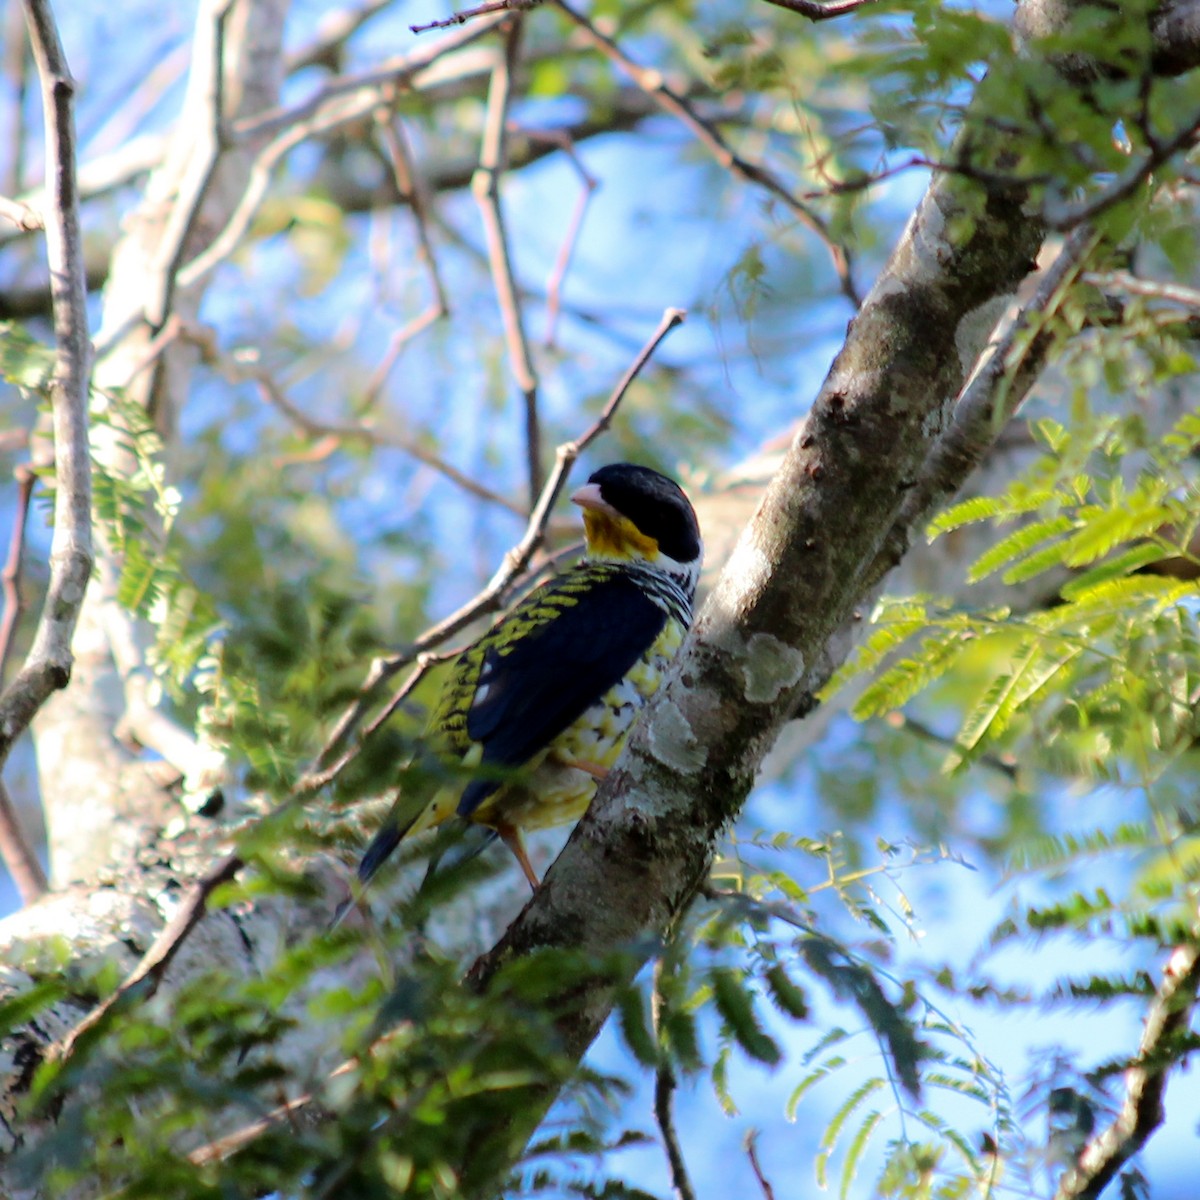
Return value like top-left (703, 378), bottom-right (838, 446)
top-left (0, 0), bottom-right (93, 770)
top-left (1053, 941), bottom-right (1200, 1200)
top-left (472, 19), bottom-right (543, 507)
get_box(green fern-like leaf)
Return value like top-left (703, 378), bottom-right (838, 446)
top-left (927, 488), bottom-right (1061, 538)
top-left (1058, 542), bottom-right (1172, 600)
top-left (764, 963), bottom-right (810, 1021)
top-left (823, 609), bottom-right (932, 698)
top-left (948, 641), bottom-right (1081, 772)
top-left (840, 1108), bottom-right (886, 1200)
top-left (815, 1076), bottom-right (886, 1189)
top-left (711, 969), bottom-right (780, 1066)
top-left (852, 633), bottom-right (972, 719)
top-left (1059, 500), bottom-right (1176, 569)
top-left (614, 987), bottom-right (658, 1068)
top-left (966, 515), bottom-right (1075, 583)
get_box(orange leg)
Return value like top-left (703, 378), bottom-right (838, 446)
top-left (496, 823), bottom-right (540, 891)
top-left (559, 758), bottom-right (609, 782)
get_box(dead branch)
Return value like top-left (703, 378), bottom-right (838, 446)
top-left (176, 14), bottom-right (511, 298)
top-left (411, 0), bottom-right (543, 35)
top-left (554, 0), bottom-right (860, 307)
top-left (0, 0), bottom-right (94, 769)
top-left (530, 127), bottom-right (599, 348)
top-left (472, 20), bottom-right (543, 507)
top-left (0, 465), bottom-right (35, 687)
top-left (144, 0), bottom-right (234, 331)
top-left (0, 192), bottom-right (41, 229)
top-left (51, 851), bottom-right (245, 1063)
top-left (0, 776), bottom-right (46, 904)
top-left (652, 959), bottom-right (696, 1200)
top-left (1053, 942), bottom-right (1200, 1200)
top-left (240, 360), bottom-right (524, 515)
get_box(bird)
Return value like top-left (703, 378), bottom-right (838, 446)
top-left (356, 462), bottom-right (703, 893)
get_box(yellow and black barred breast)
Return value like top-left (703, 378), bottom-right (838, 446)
top-left (433, 561), bottom-right (689, 825)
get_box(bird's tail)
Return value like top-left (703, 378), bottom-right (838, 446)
top-left (357, 814), bottom-right (416, 887)
top-left (328, 812), bottom-right (420, 931)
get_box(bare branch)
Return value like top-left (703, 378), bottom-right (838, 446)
top-left (250, 369), bottom-right (523, 514)
top-left (175, 15), bottom-right (511, 297)
top-left (533, 128), bottom-right (599, 348)
top-left (375, 114), bottom-right (450, 317)
top-left (1084, 268), bottom-right (1200, 312)
top-left (1053, 942), bottom-right (1200, 1200)
top-left (554, 0), bottom-right (860, 307)
top-left (472, 20), bottom-right (543, 508)
top-left (0, 777), bottom-right (46, 904)
top-left (0, 465), bottom-right (35, 687)
top-left (0, 192), bottom-right (42, 230)
top-left (746, 1132), bottom-right (777, 1200)
top-left (411, 0), bottom-right (542, 35)
top-left (288, 0), bottom-right (396, 72)
top-left (652, 959), bottom-right (696, 1200)
top-left (230, 16), bottom-right (509, 145)
top-left (0, 0), bottom-right (94, 768)
top-left (51, 851), bottom-right (245, 1064)
top-left (0, 452), bottom-right (53, 896)
top-left (144, 0), bottom-right (234, 330)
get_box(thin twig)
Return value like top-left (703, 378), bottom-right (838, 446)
top-left (358, 307), bottom-right (444, 410)
top-left (1083, 269), bottom-right (1200, 313)
top-left (0, 465), bottom-right (35, 686)
top-left (883, 712), bottom-right (1019, 781)
top-left (530, 128), bottom-right (599, 348)
top-left (1053, 942), bottom-right (1200, 1200)
top-left (376, 112), bottom-right (450, 315)
top-left (1046, 109), bottom-right (1200, 231)
top-left (145, 0), bottom-right (233, 330)
top-left (177, 15), bottom-right (511, 297)
top-left (554, 0), bottom-right (860, 307)
top-left (0, 0), bottom-right (94, 770)
top-left (360, 112), bottom-right (450, 405)
top-left (251, 371), bottom-right (524, 515)
top-left (411, 0), bottom-right (542, 34)
top-left (81, 41), bottom-right (191, 159)
top-left (745, 1131), bottom-right (777, 1200)
top-left (3, 0), bottom-right (30, 197)
top-left (472, 20), bottom-right (543, 509)
top-left (189, 1057), bottom-right (356, 1164)
top-left (863, 224), bottom-right (1103, 593)
top-left (0, 774), bottom-right (46, 902)
top-left (652, 959), bottom-right (696, 1200)
top-left (288, 0), bottom-right (396, 72)
top-left (0, 193), bottom-right (42, 230)
top-left (52, 852), bottom-right (245, 1062)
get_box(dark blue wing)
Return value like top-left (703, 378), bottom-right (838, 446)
top-left (457, 570), bottom-right (666, 818)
